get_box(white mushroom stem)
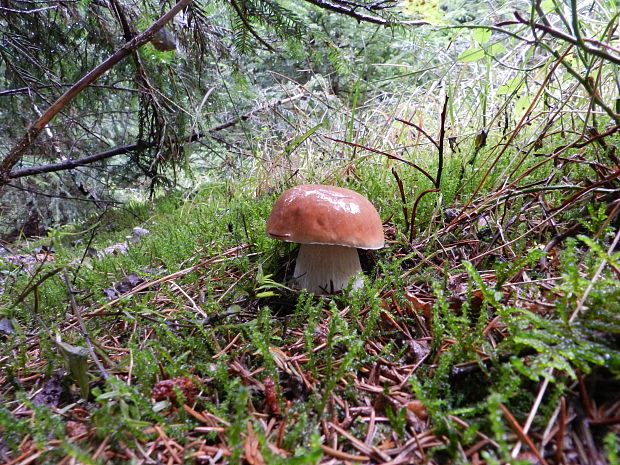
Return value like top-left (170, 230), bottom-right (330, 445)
top-left (293, 244), bottom-right (364, 294)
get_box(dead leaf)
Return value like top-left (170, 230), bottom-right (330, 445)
top-left (127, 227), bottom-right (150, 244)
top-left (378, 437), bottom-right (396, 450)
top-left (151, 27), bottom-right (177, 51)
top-left (116, 273), bottom-right (144, 293)
top-left (407, 339), bottom-right (430, 363)
top-left (99, 242), bottom-right (129, 257)
top-left (474, 129), bottom-right (487, 150)
top-left (66, 420), bottom-right (89, 439)
top-left (104, 272), bottom-right (145, 300)
top-left (405, 291), bottom-right (433, 319)
top-left (406, 399), bottom-right (428, 420)
top-left (33, 371), bottom-right (67, 407)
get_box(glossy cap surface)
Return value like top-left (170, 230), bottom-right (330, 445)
top-left (266, 184), bottom-right (384, 249)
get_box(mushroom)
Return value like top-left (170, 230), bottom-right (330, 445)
top-left (266, 184), bottom-right (384, 294)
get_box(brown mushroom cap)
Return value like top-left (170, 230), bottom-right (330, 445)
top-left (266, 184), bottom-right (384, 249)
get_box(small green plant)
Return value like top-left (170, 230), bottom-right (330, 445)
top-left (254, 266), bottom-right (292, 298)
top-left (91, 377), bottom-right (155, 440)
top-left (54, 336), bottom-right (90, 399)
top-left (385, 404), bottom-right (408, 439)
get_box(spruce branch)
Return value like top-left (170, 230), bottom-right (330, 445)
top-left (0, 0), bottom-right (193, 187)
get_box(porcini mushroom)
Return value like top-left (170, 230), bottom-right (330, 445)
top-left (266, 184), bottom-right (384, 294)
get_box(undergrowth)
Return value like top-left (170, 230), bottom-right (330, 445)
top-left (1, 153), bottom-right (618, 463)
top-left (2, 0), bottom-right (620, 461)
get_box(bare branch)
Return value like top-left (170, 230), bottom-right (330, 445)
top-left (503, 12), bottom-right (620, 65)
top-left (5, 94), bottom-right (305, 181)
top-left (0, 84), bottom-right (144, 97)
top-left (303, 0), bottom-right (396, 25)
top-left (7, 143), bottom-right (151, 180)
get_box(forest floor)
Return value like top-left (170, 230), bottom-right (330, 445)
top-left (1, 137), bottom-right (620, 464)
